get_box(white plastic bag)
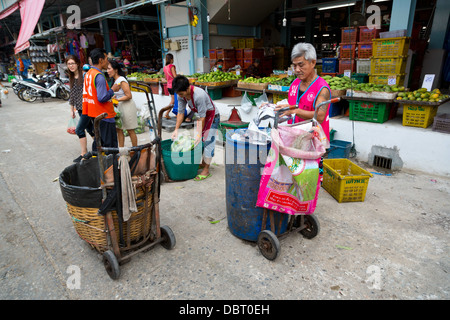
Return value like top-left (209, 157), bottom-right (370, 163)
top-left (254, 91), bottom-right (269, 107)
top-left (240, 92), bottom-right (253, 114)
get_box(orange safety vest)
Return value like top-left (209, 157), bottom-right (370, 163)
top-left (82, 68), bottom-right (115, 119)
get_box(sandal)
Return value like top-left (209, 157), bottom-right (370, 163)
top-left (194, 174), bottom-right (211, 181)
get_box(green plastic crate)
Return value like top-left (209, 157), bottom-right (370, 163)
top-left (349, 100), bottom-right (391, 123)
top-left (208, 88), bottom-right (223, 100)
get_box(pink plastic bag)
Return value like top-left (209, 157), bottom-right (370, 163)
top-left (256, 125), bottom-right (326, 215)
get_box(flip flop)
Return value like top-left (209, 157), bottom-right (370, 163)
top-left (194, 174), bottom-right (212, 181)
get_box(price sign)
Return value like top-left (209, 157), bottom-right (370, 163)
top-left (387, 75), bottom-right (397, 86)
top-left (422, 74), bottom-right (435, 91)
top-left (344, 70), bottom-right (351, 78)
top-left (236, 69), bottom-right (240, 76)
top-left (288, 69), bottom-right (293, 76)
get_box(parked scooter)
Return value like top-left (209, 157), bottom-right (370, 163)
top-left (18, 73), bottom-right (70, 102)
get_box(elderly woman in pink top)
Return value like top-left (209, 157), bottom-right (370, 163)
top-left (275, 43), bottom-right (331, 142)
top-left (163, 53), bottom-right (178, 119)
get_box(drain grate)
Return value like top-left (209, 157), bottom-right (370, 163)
top-left (373, 155), bottom-right (392, 170)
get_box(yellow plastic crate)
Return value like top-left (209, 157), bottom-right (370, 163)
top-left (231, 39), bottom-right (238, 48)
top-left (402, 104), bottom-right (438, 128)
top-left (372, 37), bottom-right (410, 57)
top-left (246, 38), bottom-right (263, 48)
top-left (272, 93), bottom-right (288, 104)
top-left (323, 159), bottom-right (373, 203)
top-left (238, 39), bottom-right (246, 49)
top-left (369, 73), bottom-right (405, 86)
top-left (370, 56), bottom-right (407, 74)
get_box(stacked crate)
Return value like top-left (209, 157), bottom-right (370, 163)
top-left (216, 49), bottom-right (236, 70)
top-left (243, 48), bottom-right (264, 69)
top-left (356, 26), bottom-right (378, 75)
top-left (339, 27), bottom-right (358, 74)
top-left (274, 47), bottom-right (289, 70)
top-left (369, 37), bottom-right (410, 86)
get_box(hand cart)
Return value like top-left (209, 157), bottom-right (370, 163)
top-left (60, 85), bottom-right (175, 280)
top-left (256, 97), bottom-right (340, 260)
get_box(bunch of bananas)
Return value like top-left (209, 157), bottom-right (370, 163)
top-left (190, 14), bottom-right (199, 27)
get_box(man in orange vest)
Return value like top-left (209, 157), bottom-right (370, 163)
top-left (82, 48), bottom-right (120, 151)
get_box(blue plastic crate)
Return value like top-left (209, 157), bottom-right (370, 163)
top-left (327, 140), bottom-right (352, 159)
top-left (329, 102), bottom-right (343, 118)
top-left (322, 58), bottom-right (339, 73)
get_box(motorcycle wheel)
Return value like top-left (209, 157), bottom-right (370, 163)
top-left (57, 87), bottom-right (70, 101)
top-left (20, 88), bottom-right (37, 102)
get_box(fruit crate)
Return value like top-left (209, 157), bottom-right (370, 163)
top-left (370, 56), bottom-right (408, 74)
top-left (243, 59), bottom-right (253, 69)
top-left (432, 113), bottom-right (450, 133)
top-left (359, 26), bottom-right (380, 42)
top-left (322, 58), bottom-right (339, 73)
top-left (322, 159), bottom-right (373, 203)
top-left (402, 104), bottom-right (438, 128)
top-left (341, 27), bottom-right (359, 43)
top-left (372, 37), bottom-right (411, 57)
top-left (357, 42), bottom-right (373, 59)
top-left (244, 48), bottom-right (264, 59)
top-left (339, 42), bottom-right (357, 59)
top-left (339, 59), bottom-right (356, 74)
top-left (231, 39), bottom-right (238, 48)
top-left (216, 49), bottom-right (235, 60)
top-left (356, 58), bottom-right (371, 74)
top-left (369, 73), bottom-right (405, 86)
top-left (349, 99), bottom-right (391, 123)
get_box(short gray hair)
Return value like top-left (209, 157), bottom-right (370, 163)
top-left (291, 43), bottom-right (317, 62)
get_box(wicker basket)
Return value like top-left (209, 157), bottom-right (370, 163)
top-left (66, 186), bottom-right (153, 252)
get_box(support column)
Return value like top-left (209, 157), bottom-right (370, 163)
top-left (187, 1), bottom-right (195, 74)
top-left (389, 0), bottom-right (417, 37)
top-left (428, 0), bottom-right (450, 49)
top-left (98, 0), bottom-right (111, 53)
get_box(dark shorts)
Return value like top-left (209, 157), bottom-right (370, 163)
top-left (75, 110), bottom-right (94, 139)
top-left (92, 119), bottom-right (118, 151)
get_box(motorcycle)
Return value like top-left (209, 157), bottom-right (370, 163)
top-left (18, 73), bottom-right (70, 102)
top-left (13, 74), bottom-right (49, 97)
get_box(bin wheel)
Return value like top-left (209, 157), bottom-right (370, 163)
top-left (298, 215), bottom-right (320, 239)
top-left (160, 225), bottom-right (176, 250)
top-left (103, 250), bottom-right (120, 280)
top-left (257, 230), bottom-right (280, 261)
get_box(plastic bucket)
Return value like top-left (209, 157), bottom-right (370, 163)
top-left (225, 129), bottom-right (289, 242)
top-left (161, 139), bottom-right (202, 180)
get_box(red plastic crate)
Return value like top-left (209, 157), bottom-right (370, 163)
top-left (244, 48), bottom-right (264, 59)
top-left (339, 42), bottom-right (357, 59)
top-left (244, 59), bottom-right (253, 69)
top-left (341, 27), bottom-right (359, 43)
top-left (209, 49), bottom-right (217, 60)
top-left (223, 59), bottom-right (236, 70)
top-left (339, 59), bottom-right (356, 74)
top-left (216, 49), bottom-right (235, 59)
top-left (357, 42), bottom-right (373, 59)
top-left (235, 49), bottom-right (244, 59)
top-left (359, 26), bottom-right (380, 42)
top-left (236, 59), bottom-right (243, 68)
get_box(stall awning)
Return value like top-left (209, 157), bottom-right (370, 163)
top-left (0, 0), bottom-right (45, 54)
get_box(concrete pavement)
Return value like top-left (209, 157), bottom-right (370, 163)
top-left (0, 90), bottom-right (449, 301)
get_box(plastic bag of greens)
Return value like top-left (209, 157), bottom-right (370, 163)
top-left (114, 106), bottom-right (123, 129)
top-left (171, 134), bottom-right (195, 152)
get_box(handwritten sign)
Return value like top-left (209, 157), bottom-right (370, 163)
top-left (344, 70), bottom-right (351, 78)
top-left (422, 74), bottom-right (435, 91)
top-left (387, 75), bottom-right (397, 86)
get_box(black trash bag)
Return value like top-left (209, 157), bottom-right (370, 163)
top-left (59, 155), bottom-right (114, 208)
